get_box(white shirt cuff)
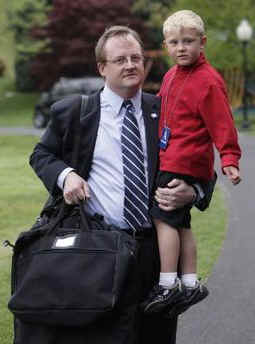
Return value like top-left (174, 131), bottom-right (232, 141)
top-left (57, 167), bottom-right (75, 190)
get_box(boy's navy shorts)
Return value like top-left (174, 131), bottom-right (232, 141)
top-left (150, 171), bottom-right (198, 230)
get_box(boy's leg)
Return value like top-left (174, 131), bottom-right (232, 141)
top-left (141, 219), bottom-right (182, 314)
top-left (179, 228), bottom-right (197, 286)
top-left (156, 219), bottom-right (180, 274)
top-left (165, 227), bottom-right (209, 319)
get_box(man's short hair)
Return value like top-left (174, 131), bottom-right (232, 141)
top-left (95, 25), bottom-right (144, 63)
top-left (163, 10), bottom-right (205, 37)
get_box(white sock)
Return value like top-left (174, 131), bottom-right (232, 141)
top-left (159, 272), bottom-right (177, 288)
top-left (181, 274), bottom-right (198, 288)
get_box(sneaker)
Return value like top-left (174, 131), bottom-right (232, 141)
top-left (165, 281), bottom-right (209, 319)
top-left (142, 279), bottom-right (183, 314)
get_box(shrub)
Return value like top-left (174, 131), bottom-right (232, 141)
top-left (30, 0), bottom-right (148, 90)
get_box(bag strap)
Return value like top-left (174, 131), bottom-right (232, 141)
top-left (71, 95), bottom-right (89, 170)
top-left (40, 95), bottom-right (90, 220)
top-left (46, 96), bottom-right (91, 233)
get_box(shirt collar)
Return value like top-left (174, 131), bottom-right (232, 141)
top-left (101, 85), bottom-right (142, 116)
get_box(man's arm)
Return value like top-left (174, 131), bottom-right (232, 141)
top-left (193, 172), bottom-right (217, 211)
top-left (29, 96), bottom-right (81, 196)
top-left (155, 173), bottom-right (217, 211)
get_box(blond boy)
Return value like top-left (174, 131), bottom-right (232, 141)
top-left (142, 10), bottom-right (241, 317)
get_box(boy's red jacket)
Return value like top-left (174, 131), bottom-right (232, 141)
top-left (158, 53), bottom-right (241, 181)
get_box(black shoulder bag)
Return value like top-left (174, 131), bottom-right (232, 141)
top-left (6, 95), bottom-right (138, 327)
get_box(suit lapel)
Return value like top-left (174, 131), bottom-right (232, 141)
top-left (141, 93), bottom-right (160, 195)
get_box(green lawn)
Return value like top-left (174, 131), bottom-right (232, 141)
top-left (0, 135), bottom-right (48, 344)
top-left (191, 191), bottom-right (227, 278)
top-left (0, 78), bottom-right (39, 127)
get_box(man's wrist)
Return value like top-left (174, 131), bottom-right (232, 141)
top-left (57, 167), bottom-right (75, 190)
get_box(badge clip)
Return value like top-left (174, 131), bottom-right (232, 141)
top-left (159, 127), bottom-right (171, 150)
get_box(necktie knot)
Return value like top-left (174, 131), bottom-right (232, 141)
top-left (123, 100), bottom-right (135, 114)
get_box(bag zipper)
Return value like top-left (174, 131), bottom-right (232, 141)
top-left (33, 248), bottom-right (116, 255)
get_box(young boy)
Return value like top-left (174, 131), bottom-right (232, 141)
top-left (142, 10), bottom-right (241, 317)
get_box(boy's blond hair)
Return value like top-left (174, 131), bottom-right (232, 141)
top-left (163, 10), bottom-right (205, 37)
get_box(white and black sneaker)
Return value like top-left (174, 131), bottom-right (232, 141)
top-left (165, 281), bottom-right (209, 319)
top-left (142, 279), bottom-right (183, 314)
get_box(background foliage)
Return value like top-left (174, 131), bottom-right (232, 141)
top-left (1, 0), bottom-right (255, 104)
top-left (29, 0), bottom-right (149, 90)
top-left (168, 0), bottom-right (255, 72)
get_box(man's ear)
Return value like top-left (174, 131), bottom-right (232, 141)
top-left (97, 62), bottom-right (105, 77)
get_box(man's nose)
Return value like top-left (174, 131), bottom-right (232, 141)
top-left (125, 57), bottom-right (135, 67)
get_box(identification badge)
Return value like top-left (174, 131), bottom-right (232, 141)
top-left (159, 127), bottom-right (171, 150)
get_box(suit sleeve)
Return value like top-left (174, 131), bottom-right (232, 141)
top-left (194, 172), bottom-right (217, 211)
top-left (29, 96), bottom-right (81, 196)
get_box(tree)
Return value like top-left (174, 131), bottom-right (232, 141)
top-left (168, 0), bottom-right (255, 71)
top-left (132, 0), bottom-right (176, 48)
top-left (30, 0), bottom-right (148, 90)
top-left (8, 0), bottom-right (50, 91)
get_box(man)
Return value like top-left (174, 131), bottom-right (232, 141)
top-left (27, 26), bottom-right (214, 344)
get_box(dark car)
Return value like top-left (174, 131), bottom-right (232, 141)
top-left (33, 76), bottom-right (104, 128)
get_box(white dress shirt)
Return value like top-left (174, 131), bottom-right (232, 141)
top-left (58, 85), bottom-right (150, 228)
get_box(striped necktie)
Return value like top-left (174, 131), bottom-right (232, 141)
top-left (121, 100), bottom-right (149, 231)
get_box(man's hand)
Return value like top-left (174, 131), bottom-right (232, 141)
top-left (63, 171), bottom-right (90, 204)
top-left (155, 179), bottom-right (195, 211)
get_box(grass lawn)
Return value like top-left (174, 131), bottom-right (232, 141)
top-left (191, 191), bottom-right (227, 279)
top-left (0, 135), bottom-right (227, 343)
top-left (0, 78), bottom-right (40, 127)
top-left (0, 135), bottom-right (47, 344)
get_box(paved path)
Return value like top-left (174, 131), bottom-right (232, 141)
top-left (0, 127), bottom-right (44, 136)
top-left (177, 132), bottom-right (255, 344)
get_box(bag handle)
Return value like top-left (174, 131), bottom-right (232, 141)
top-left (46, 201), bottom-right (90, 235)
top-left (46, 95), bottom-right (91, 235)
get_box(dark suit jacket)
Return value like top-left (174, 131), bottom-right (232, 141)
top-left (30, 91), bottom-right (161, 205)
top-left (30, 91), bottom-right (215, 210)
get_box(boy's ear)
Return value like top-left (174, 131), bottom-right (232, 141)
top-left (201, 35), bottom-right (207, 49)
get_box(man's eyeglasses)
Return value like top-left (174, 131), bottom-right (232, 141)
top-left (104, 54), bottom-right (144, 66)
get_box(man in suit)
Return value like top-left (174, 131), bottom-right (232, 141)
top-left (29, 26), bottom-right (214, 344)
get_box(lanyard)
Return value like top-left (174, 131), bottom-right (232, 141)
top-left (160, 66), bottom-right (194, 150)
top-left (162, 66), bottom-right (194, 128)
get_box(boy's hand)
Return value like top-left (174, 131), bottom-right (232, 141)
top-left (223, 166), bottom-right (241, 185)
